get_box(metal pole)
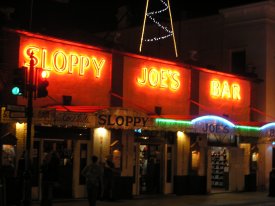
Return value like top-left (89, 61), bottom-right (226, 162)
top-left (22, 52), bottom-right (34, 206)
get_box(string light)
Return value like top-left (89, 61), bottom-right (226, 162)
top-left (146, 14), bottom-right (172, 34)
top-left (139, 0), bottom-right (178, 57)
top-left (147, 0), bottom-right (168, 15)
top-left (144, 34), bottom-right (172, 42)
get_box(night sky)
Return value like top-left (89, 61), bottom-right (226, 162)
top-left (0, 0), bottom-right (266, 34)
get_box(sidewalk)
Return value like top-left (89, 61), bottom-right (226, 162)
top-left (32, 192), bottom-right (275, 206)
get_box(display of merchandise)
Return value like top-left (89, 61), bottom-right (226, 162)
top-left (211, 149), bottom-right (228, 187)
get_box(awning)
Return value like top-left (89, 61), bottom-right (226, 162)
top-left (47, 105), bottom-right (109, 113)
top-left (36, 106), bottom-right (155, 129)
top-left (0, 133), bottom-right (17, 145)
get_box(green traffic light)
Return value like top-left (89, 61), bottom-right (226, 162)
top-left (11, 86), bottom-right (22, 95)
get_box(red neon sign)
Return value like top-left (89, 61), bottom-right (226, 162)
top-left (210, 79), bottom-right (241, 100)
top-left (21, 44), bottom-right (107, 78)
top-left (137, 67), bottom-right (180, 91)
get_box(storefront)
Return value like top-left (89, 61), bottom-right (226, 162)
top-left (156, 115), bottom-right (262, 195)
top-left (0, 28), bottom-right (267, 201)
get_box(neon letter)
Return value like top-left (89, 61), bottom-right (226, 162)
top-left (79, 56), bottom-right (90, 76)
top-left (25, 46), bottom-right (39, 67)
top-left (170, 71), bottom-right (180, 90)
top-left (148, 68), bottom-right (159, 87)
top-left (160, 69), bottom-right (168, 89)
top-left (68, 54), bottom-right (79, 74)
top-left (221, 81), bottom-right (231, 99)
top-left (232, 84), bottom-right (241, 100)
top-left (137, 67), bottom-right (147, 85)
top-left (92, 57), bottom-right (105, 78)
top-left (210, 80), bottom-right (220, 97)
top-left (53, 51), bottom-right (67, 72)
top-left (41, 48), bottom-right (51, 71)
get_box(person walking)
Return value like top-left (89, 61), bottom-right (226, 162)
top-left (40, 151), bottom-right (60, 206)
top-left (81, 155), bottom-right (103, 206)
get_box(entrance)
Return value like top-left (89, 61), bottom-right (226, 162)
top-left (35, 125), bottom-right (90, 199)
top-left (42, 139), bottom-right (73, 198)
top-left (133, 131), bottom-right (175, 195)
top-left (210, 147), bottom-right (229, 193)
top-left (133, 142), bottom-right (164, 195)
top-left (139, 144), bottom-right (162, 194)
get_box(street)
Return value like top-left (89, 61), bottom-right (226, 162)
top-left (32, 192), bottom-right (275, 206)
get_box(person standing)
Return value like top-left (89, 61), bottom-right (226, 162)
top-left (103, 155), bottom-right (115, 201)
top-left (40, 151), bottom-right (60, 206)
top-left (146, 157), bottom-right (156, 194)
top-left (81, 155), bottom-right (103, 206)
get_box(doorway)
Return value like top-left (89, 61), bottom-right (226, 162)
top-left (42, 139), bottom-right (73, 198)
top-left (138, 144), bottom-right (162, 195)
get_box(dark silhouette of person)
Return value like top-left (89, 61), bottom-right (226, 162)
top-left (16, 151), bottom-right (26, 205)
top-left (103, 155), bottom-right (115, 201)
top-left (17, 151), bottom-right (25, 178)
top-left (81, 155), bottom-right (103, 206)
top-left (2, 158), bottom-right (15, 206)
top-left (146, 158), bottom-right (156, 194)
top-left (40, 151), bottom-right (60, 206)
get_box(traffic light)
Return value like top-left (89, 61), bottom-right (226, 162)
top-left (11, 67), bottom-right (27, 96)
top-left (36, 68), bottom-right (49, 98)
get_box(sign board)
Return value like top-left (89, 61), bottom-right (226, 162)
top-left (9, 111), bottom-right (26, 118)
top-left (1, 106), bottom-right (154, 129)
top-left (54, 112), bottom-right (96, 127)
top-left (191, 115), bottom-right (236, 146)
top-left (7, 105), bottom-right (26, 112)
top-left (191, 115), bottom-right (235, 135)
top-left (96, 107), bottom-right (154, 129)
top-left (1, 107), bottom-right (26, 123)
top-left (260, 123), bottom-right (275, 138)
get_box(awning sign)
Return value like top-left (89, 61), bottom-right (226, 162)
top-left (98, 115), bottom-right (148, 127)
top-left (96, 108), bottom-right (154, 129)
top-left (260, 123), bottom-right (275, 137)
top-left (191, 115), bottom-right (235, 135)
top-left (54, 112), bottom-right (96, 127)
top-left (191, 115), bottom-right (236, 146)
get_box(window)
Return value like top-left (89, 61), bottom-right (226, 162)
top-left (231, 50), bottom-right (246, 75)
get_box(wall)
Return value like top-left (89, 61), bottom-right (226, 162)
top-left (258, 143), bottom-right (272, 190)
top-left (17, 34), bottom-right (112, 107)
top-left (198, 71), bottom-right (251, 121)
top-left (266, 19), bottom-right (275, 122)
top-left (109, 1), bottom-right (274, 123)
top-left (229, 147), bottom-right (245, 191)
top-left (221, 4), bottom-right (268, 122)
top-left (123, 56), bottom-right (191, 115)
top-left (176, 131), bottom-right (190, 176)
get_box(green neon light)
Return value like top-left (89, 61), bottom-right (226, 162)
top-left (156, 118), bottom-right (260, 134)
top-left (155, 118), bottom-right (192, 127)
top-left (156, 118), bottom-right (192, 124)
top-left (235, 125), bottom-right (260, 131)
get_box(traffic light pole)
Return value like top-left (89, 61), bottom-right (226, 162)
top-left (22, 52), bottom-right (34, 206)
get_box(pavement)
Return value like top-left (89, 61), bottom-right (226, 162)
top-left (31, 191), bottom-right (275, 206)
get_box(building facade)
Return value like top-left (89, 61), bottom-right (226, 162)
top-left (0, 25), bottom-right (273, 202)
top-left (109, 1), bottom-right (275, 123)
